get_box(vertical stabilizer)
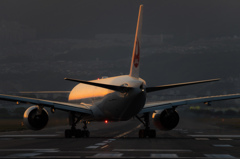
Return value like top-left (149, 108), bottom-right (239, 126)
top-left (129, 5), bottom-right (143, 78)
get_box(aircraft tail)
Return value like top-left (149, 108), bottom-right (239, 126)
top-left (129, 5), bottom-right (143, 78)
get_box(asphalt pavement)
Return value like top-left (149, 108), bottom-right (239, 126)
top-left (0, 115), bottom-right (239, 158)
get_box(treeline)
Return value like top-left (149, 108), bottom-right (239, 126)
top-left (189, 108), bottom-right (240, 117)
top-left (0, 107), bottom-right (26, 119)
top-left (0, 107), bottom-right (68, 119)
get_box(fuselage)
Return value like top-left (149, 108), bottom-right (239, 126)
top-left (68, 75), bottom-right (147, 121)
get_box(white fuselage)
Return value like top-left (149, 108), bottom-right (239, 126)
top-left (68, 75), bottom-right (146, 121)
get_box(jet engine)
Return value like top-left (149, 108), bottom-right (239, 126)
top-left (23, 106), bottom-right (49, 130)
top-left (153, 109), bottom-right (179, 131)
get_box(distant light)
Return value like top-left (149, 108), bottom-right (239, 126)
top-left (97, 78), bottom-right (100, 80)
top-left (104, 120), bottom-right (108, 124)
top-left (152, 112), bottom-right (156, 118)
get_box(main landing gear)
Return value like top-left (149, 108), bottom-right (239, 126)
top-left (136, 113), bottom-right (156, 138)
top-left (65, 112), bottom-right (90, 138)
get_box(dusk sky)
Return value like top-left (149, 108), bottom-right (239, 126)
top-left (0, 0), bottom-right (240, 39)
top-left (0, 0), bottom-right (240, 93)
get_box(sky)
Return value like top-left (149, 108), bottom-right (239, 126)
top-left (0, 0), bottom-right (240, 39)
top-left (0, 0), bottom-right (240, 94)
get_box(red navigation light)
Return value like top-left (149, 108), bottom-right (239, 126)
top-left (104, 120), bottom-right (108, 124)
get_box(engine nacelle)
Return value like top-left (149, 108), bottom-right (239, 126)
top-left (153, 109), bottom-right (179, 131)
top-left (23, 106), bottom-right (49, 130)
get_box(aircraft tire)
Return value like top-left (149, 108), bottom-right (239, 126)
top-left (85, 130), bottom-right (90, 138)
top-left (139, 129), bottom-right (146, 138)
top-left (84, 130), bottom-right (90, 138)
top-left (75, 129), bottom-right (82, 138)
top-left (148, 129), bottom-right (156, 138)
top-left (65, 129), bottom-right (72, 138)
top-left (81, 130), bottom-right (90, 138)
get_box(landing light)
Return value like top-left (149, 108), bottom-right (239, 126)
top-left (104, 120), bottom-right (108, 124)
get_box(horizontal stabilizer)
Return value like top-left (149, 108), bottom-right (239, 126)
top-left (19, 91), bottom-right (70, 94)
top-left (146, 78), bottom-right (220, 93)
top-left (64, 78), bottom-right (133, 93)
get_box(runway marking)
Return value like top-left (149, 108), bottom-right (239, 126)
top-left (213, 144), bottom-right (233, 147)
top-left (113, 149), bottom-right (192, 152)
top-left (101, 145), bottom-right (109, 149)
top-left (30, 156), bottom-right (82, 158)
top-left (7, 153), bottom-right (42, 157)
top-left (189, 135), bottom-right (240, 138)
top-left (0, 134), bottom-right (58, 137)
top-left (150, 154), bottom-right (178, 158)
top-left (85, 124), bottom-right (140, 150)
top-left (85, 139), bottom-right (115, 149)
top-left (204, 154), bottom-right (235, 158)
top-left (86, 146), bottom-right (99, 149)
top-left (195, 138), bottom-right (209, 140)
top-left (219, 138), bottom-right (233, 141)
top-left (103, 140), bottom-right (111, 143)
top-left (102, 139), bottom-right (116, 143)
top-left (0, 149), bottom-right (59, 152)
top-left (92, 153), bottom-right (123, 158)
top-left (95, 143), bottom-right (107, 146)
top-left (114, 124), bottom-right (141, 138)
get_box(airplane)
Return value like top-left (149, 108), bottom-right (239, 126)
top-left (1, 4), bottom-right (240, 138)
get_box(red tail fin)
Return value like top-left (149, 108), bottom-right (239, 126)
top-left (129, 5), bottom-right (143, 78)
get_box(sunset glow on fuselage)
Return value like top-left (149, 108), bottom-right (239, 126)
top-left (68, 83), bottom-right (113, 101)
top-left (68, 75), bottom-right (147, 121)
top-left (68, 75), bottom-right (144, 102)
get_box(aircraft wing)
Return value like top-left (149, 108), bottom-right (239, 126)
top-left (0, 94), bottom-right (92, 115)
top-left (146, 78), bottom-right (220, 93)
top-left (139, 94), bottom-right (240, 114)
